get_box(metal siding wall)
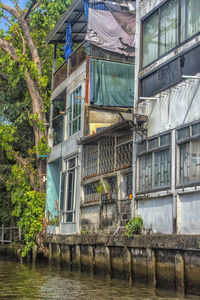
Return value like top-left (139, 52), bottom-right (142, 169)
top-left (180, 192), bottom-right (200, 234)
top-left (137, 197), bottom-right (173, 233)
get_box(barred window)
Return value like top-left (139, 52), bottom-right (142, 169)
top-left (138, 133), bottom-right (171, 192)
top-left (177, 122), bottom-right (200, 185)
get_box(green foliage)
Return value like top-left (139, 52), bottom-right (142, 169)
top-left (96, 181), bottom-right (105, 194)
top-left (96, 180), bottom-right (111, 194)
top-left (47, 215), bottom-right (59, 226)
top-left (81, 228), bottom-right (89, 235)
top-left (125, 216), bottom-right (143, 238)
top-left (8, 164), bottom-right (45, 257)
top-left (0, 0), bottom-right (73, 257)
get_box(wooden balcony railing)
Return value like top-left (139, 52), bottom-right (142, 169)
top-left (52, 62), bottom-right (68, 91)
top-left (52, 42), bottom-right (86, 91)
top-left (83, 131), bottom-right (133, 179)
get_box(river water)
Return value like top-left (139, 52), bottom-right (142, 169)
top-left (0, 258), bottom-right (200, 300)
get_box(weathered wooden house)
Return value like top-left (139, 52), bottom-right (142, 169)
top-left (45, 0), bottom-right (138, 234)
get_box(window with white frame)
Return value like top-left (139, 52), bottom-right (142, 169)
top-left (142, 0), bottom-right (200, 67)
top-left (137, 133), bottom-right (171, 193)
top-left (68, 86), bottom-right (82, 136)
top-left (177, 122), bottom-right (200, 186)
top-left (59, 156), bottom-right (78, 223)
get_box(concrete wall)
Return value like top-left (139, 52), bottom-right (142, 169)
top-left (45, 234), bottom-right (200, 296)
top-left (178, 192), bottom-right (200, 234)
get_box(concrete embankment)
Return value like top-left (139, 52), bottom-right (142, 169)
top-left (44, 234), bottom-right (200, 296)
top-left (2, 234), bottom-right (200, 296)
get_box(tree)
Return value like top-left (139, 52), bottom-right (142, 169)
top-left (0, 0), bottom-right (71, 256)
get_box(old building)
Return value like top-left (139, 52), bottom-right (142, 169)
top-left (45, 0), bottom-right (137, 235)
top-left (134, 0), bottom-right (200, 234)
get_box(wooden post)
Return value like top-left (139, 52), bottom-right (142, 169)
top-left (1, 224), bottom-right (4, 244)
top-left (105, 246), bottom-right (111, 280)
top-left (175, 253), bottom-right (185, 295)
top-left (147, 248), bottom-right (156, 288)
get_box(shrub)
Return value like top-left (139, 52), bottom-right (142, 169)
top-left (125, 216), bottom-right (143, 238)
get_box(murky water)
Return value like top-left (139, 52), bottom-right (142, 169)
top-left (0, 258), bottom-right (200, 300)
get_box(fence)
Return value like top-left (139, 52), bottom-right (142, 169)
top-left (0, 225), bottom-right (21, 244)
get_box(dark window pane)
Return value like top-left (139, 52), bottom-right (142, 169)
top-left (158, 59), bottom-right (178, 91)
top-left (181, 0), bottom-right (200, 42)
top-left (160, 133), bottom-right (170, 146)
top-left (181, 46), bottom-right (200, 77)
top-left (59, 172), bottom-right (66, 210)
top-left (67, 171), bottom-right (75, 211)
top-left (153, 148), bottom-right (170, 188)
top-left (143, 11), bottom-right (159, 66)
top-left (126, 174), bottom-right (132, 196)
top-left (177, 127), bottom-right (190, 141)
top-left (66, 212), bottom-right (73, 223)
top-left (148, 137), bottom-right (158, 150)
top-left (179, 142), bottom-right (190, 184)
top-left (69, 158), bottom-right (75, 168)
top-left (141, 72), bottom-right (157, 97)
top-left (192, 122), bottom-right (200, 136)
top-left (160, 0), bottom-right (178, 55)
top-left (137, 140), bottom-right (147, 153)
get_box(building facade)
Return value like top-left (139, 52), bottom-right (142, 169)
top-left (45, 0), bottom-right (200, 236)
top-left (134, 0), bottom-right (200, 234)
top-left (45, 0), bottom-right (136, 235)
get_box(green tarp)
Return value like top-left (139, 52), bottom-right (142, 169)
top-left (91, 58), bottom-right (134, 107)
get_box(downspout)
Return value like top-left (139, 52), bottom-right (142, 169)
top-left (131, 0), bottom-right (140, 218)
top-left (48, 43), bottom-right (57, 147)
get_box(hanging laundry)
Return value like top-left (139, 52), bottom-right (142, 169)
top-left (64, 21), bottom-right (73, 61)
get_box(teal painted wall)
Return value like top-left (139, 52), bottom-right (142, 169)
top-left (45, 159), bottom-right (61, 219)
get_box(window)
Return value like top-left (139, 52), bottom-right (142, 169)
top-left (59, 157), bottom-right (77, 223)
top-left (177, 122), bottom-right (200, 185)
top-left (143, 11), bottom-right (159, 67)
top-left (142, 0), bottom-right (200, 67)
top-left (138, 133), bottom-right (171, 192)
top-left (52, 100), bottom-right (65, 145)
top-left (181, 0), bottom-right (200, 42)
top-left (68, 86), bottom-right (82, 136)
top-left (140, 45), bottom-right (200, 97)
top-left (126, 174), bottom-right (133, 196)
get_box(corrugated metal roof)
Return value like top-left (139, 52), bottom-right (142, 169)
top-left (46, 0), bottom-right (87, 44)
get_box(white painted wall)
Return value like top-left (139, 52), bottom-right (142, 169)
top-left (137, 196), bottom-right (173, 234)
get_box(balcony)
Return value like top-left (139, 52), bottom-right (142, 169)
top-left (82, 128), bottom-right (133, 179)
top-left (52, 42), bottom-right (86, 91)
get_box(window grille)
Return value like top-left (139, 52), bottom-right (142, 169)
top-left (138, 133), bottom-right (171, 192)
top-left (177, 122), bottom-right (200, 185)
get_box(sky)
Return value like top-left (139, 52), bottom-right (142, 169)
top-left (1, 0), bottom-right (28, 30)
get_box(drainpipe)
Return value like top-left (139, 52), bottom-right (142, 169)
top-left (131, 0), bottom-right (140, 218)
top-left (48, 43), bottom-right (57, 147)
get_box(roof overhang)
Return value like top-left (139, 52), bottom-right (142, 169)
top-left (77, 120), bottom-right (134, 145)
top-left (46, 0), bottom-right (87, 44)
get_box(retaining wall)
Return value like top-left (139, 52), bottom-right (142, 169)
top-left (45, 234), bottom-right (200, 297)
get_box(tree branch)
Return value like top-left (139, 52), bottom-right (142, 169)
top-left (2, 16), bottom-right (26, 56)
top-left (24, 0), bottom-right (40, 19)
top-left (0, 38), bottom-right (19, 62)
top-left (0, 72), bottom-right (9, 81)
top-left (2, 3), bottom-right (41, 74)
top-left (12, 151), bottom-right (39, 192)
